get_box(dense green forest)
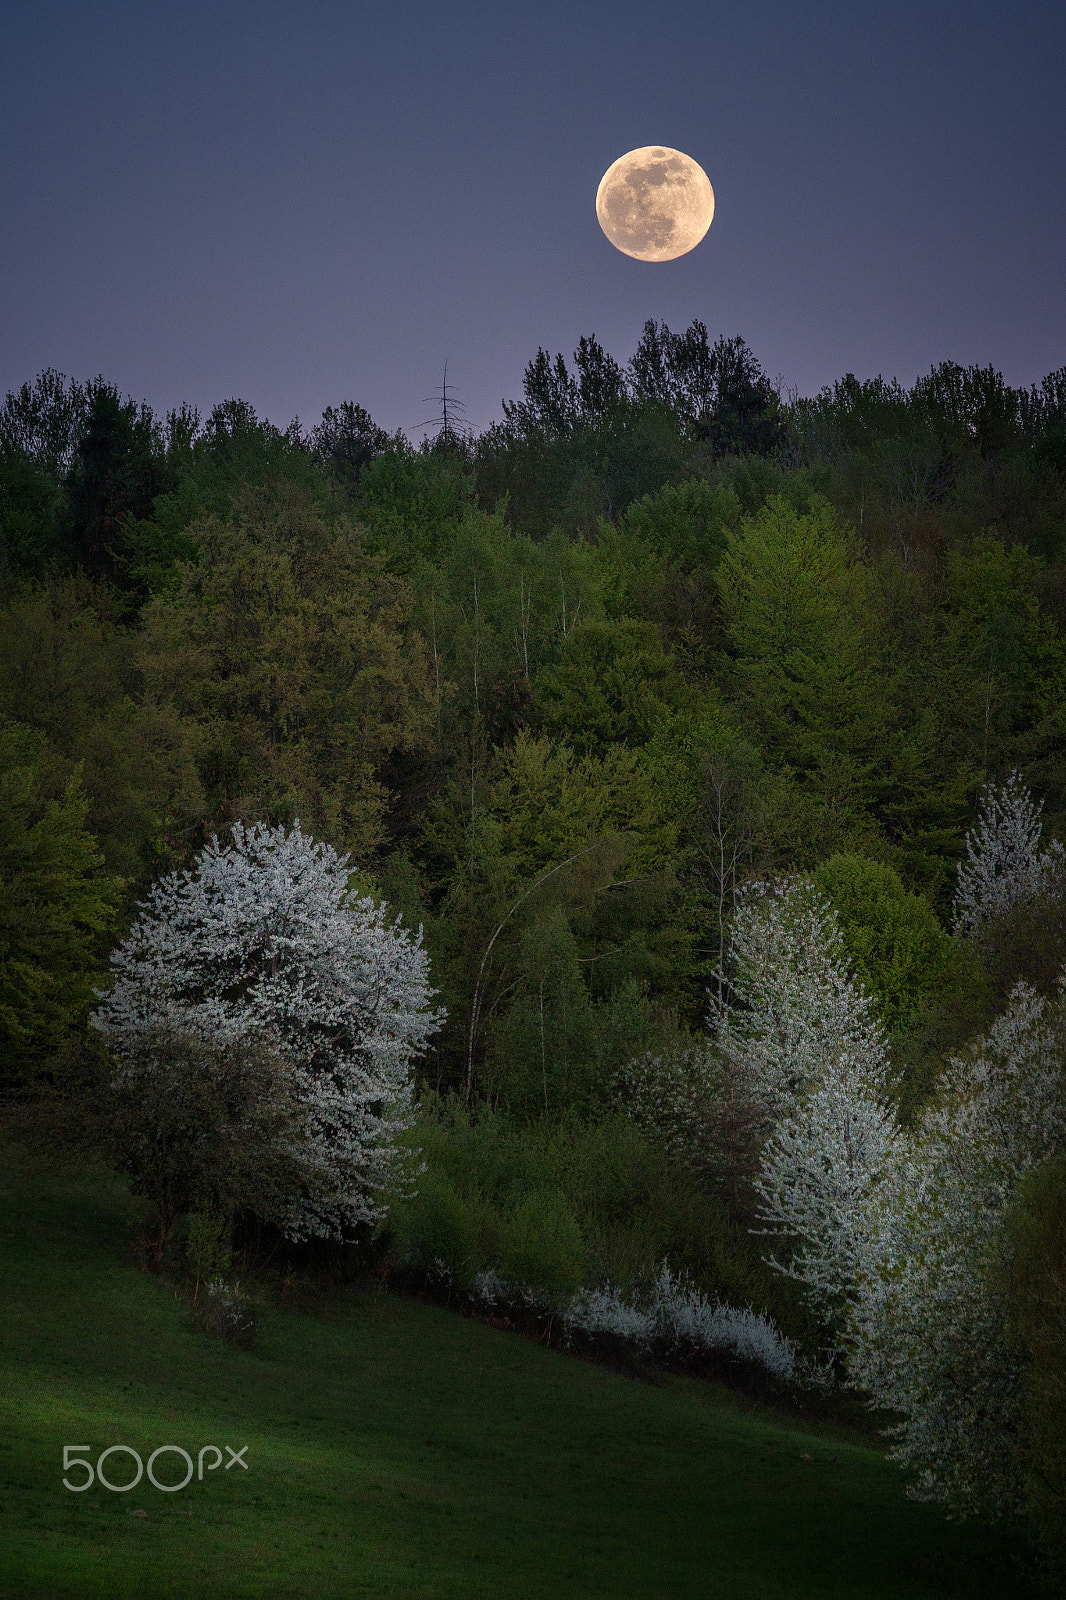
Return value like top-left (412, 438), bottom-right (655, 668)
top-left (2, 323), bottom-right (1065, 1573)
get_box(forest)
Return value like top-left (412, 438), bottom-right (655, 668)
top-left (1, 321), bottom-right (1065, 1575)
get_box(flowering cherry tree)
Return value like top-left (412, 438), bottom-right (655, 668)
top-left (92, 819), bottom-right (444, 1240)
top-left (753, 1046), bottom-right (899, 1320)
top-left (952, 770), bottom-right (1063, 937)
top-left (718, 876), bottom-right (898, 1321)
top-left (620, 875), bottom-right (898, 1310)
top-left (710, 875), bottom-right (889, 1120)
top-left (846, 975), bottom-right (1066, 1517)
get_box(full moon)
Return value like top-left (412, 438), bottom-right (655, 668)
top-left (596, 147), bottom-right (714, 262)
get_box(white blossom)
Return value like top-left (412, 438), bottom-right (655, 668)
top-left (561, 1264), bottom-right (812, 1385)
top-left (845, 975), bottom-right (1066, 1517)
top-left (92, 819), bottom-right (444, 1240)
top-left (614, 1042), bottom-right (724, 1169)
top-left (646, 1263), bottom-right (801, 1382)
top-left (754, 1048), bottom-right (899, 1319)
top-left (952, 769), bottom-right (1064, 937)
top-left (712, 875), bottom-right (889, 1118)
top-left (618, 875), bottom-right (898, 1319)
top-left (725, 877), bottom-right (898, 1322)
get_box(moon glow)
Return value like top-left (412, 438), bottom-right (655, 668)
top-left (596, 146), bottom-right (714, 262)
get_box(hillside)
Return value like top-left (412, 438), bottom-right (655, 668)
top-left (0, 1144), bottom-right (1035, 1600)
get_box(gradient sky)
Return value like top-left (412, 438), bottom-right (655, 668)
top-left (3, 0), bottom-right (1064, 440)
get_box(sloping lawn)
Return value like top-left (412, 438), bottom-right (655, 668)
top-left (0, 1146), bottom-right (1034, 1599)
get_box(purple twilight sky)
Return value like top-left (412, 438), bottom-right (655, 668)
top-left (2, 0), bottom-right (1064, 441)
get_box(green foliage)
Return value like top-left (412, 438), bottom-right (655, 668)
top-left (0, 573), bottom-right (206, 884)
top-left (973, 879), bottom-right (1066, 1007)
top-left (940, 538), bottom-right (1066, 774)
top-left (136, 481), bottom-right (434, 862)
top-left (186, 1205), bottom-right (233, 1284)
top-left (410, 512), bottom-right (606, 751)
top-left (485, 906), bottom-right (599, 1115)
top-left (421, 729), bottom-right (696, 1102)
top-left (0, 448), bottom-right (64, 593)
top-left (598, 477), bottom-right (740, 673)
top-left (534, 617), bottom-right (697, 752)
top-left (0, 718), bottom-right (124, 1089)
top-left (485, 729), bottom-right (674, 872)
top-left (716, 495), bottom-right (888, 855)
top-left (64, 382), bottom-right (174, 597)
top-left (500, 1188), bottom-right (586, 1296)
top-left (95, 1017), bottom-right (311, 1256)
top-left (476, 399), bottom-right (688, 541)
top-left (814, 852), bottom-right (952, 1033)
top-left (308, 401), bottom-right (390, 500)
top-left (123, 398), bottom-right (330, 606)
top-left (393, 1100), bottom-right (816, 1340)
top-left (786, 363), bottom-right (1064, 559)
top-left (357, 439), bottom-right (476, 560)
top-left (628, 322), bottom-right (786, 456)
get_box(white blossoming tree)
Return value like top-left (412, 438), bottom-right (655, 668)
top-left (710, 875), bottom-right (889, 1119)
top-left (845, 975), bottom-right (1066, 1518)
top-left (621, 875), bottom-right (898, 1309)
top-left (721, 876), bottom-right (898, 1322)
top-left (952, 769), bottom-right (1064, 937)
top-left (92, 819), bottom-right (444, 1241)
top-left (753, 1047), bottom-right (899, 1320)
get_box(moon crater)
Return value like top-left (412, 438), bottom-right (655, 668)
top-left (596, 147), bottom-right (714, 262)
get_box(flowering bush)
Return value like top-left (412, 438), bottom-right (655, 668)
top-left (193, 1278), bottom-right (257, 1349)
top-left (92, 819), bottom-right (444, 1240)
top-left (458, 1258), bottom-right (819, 1389)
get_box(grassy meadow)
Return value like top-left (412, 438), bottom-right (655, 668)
top-left (0, 1144), bottom-right (1036, 1600)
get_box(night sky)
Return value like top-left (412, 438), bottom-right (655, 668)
top-left (3, 0), bottom-right (1064, 439)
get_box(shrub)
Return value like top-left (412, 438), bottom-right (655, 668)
top-left (391, 1098), bottom-right (814, 1342)
top-left (390, 1168), bottom-right (490, 1281)
top-left (186, 1206), bottom-right (232, 1288)
top-left (98, 1015), bottom-right (310, 1262)
top-left (499, 1189), bottom-right (586, 1298)
top-left (192, 1279), bottom-right (257, 1350)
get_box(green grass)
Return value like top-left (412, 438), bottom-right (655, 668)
top-left (0, 1146), bottom-right (1035, 1599)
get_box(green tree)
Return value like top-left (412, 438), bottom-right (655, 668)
top-left (716, 495), bottom-right (887, 853)
top-left (486, 906), bottom-right (598, 1115)
top-left (64, 381), bottom-right (173, 596)
top-left (0, 573), bottom-right (206, 883)
top-left (534, 617), bottom-right (696, 755)
top-left (309, 401), bottom-right (390, 499)
top-left (126, 398), bottom-right (330, 606)
top-left (629, 321), bottom-right (784, 455)
top-left (97, 1016), bottom-right (311, 1265)
top-left (0, 719), bottom-right (124, 1090)
top-left (136, 482), bottom-right (434, 862)
top-left (813, 852), bottom-right (951, 1034)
